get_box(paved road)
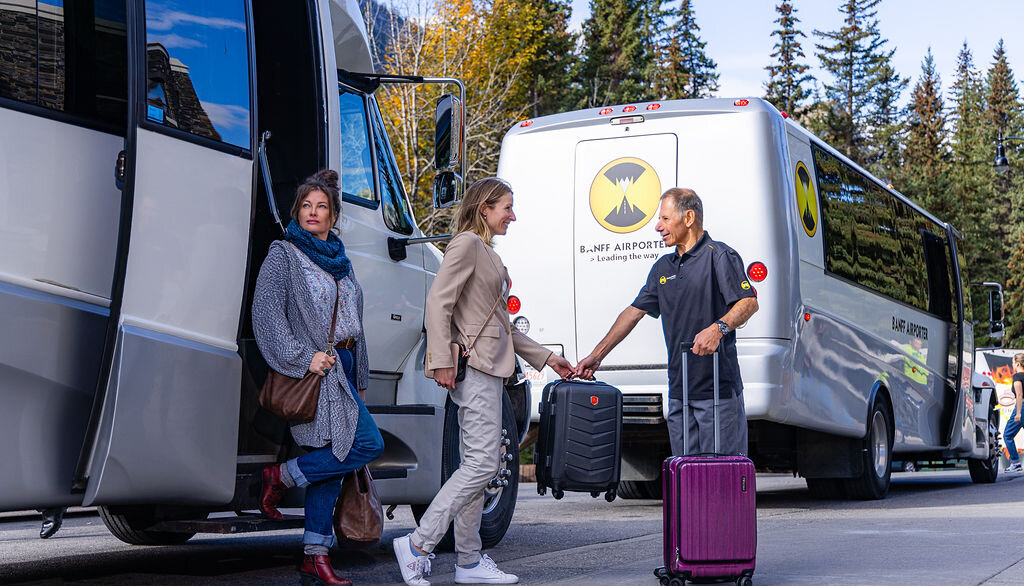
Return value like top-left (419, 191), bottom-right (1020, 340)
top-left (2, 471), bottom-right (1024, 585)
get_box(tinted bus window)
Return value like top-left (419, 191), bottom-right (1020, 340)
top-left (370, 99), bottom-right (414, 235)
top-left (339, 90), bottom-right (375, 202)
top-left (0, 0), bottom-right (127, 130)
top-left (814, 144), bottom-right (945, 315)
top-left (144, 0), bottom-right (250, 149)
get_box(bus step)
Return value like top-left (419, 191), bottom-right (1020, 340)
top-left (623, 405), bottom-right (661, 414)
top-left (623, 416), bottom-right (666, 425)
top-left (149, 513), bottom-right (305, 535)
top-left (622, 395), bottom-right (661, 404)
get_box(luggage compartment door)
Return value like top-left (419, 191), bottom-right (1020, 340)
top-left (573, 134), bottom-right (677, 366)
top-left (79, 0), bottom-right (254, 506)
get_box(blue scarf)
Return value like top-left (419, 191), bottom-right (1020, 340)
top-left (285, 220), bottom-right (352, 280)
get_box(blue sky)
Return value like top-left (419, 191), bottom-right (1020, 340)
top-left (569, 1), bottom-right (1024, 105)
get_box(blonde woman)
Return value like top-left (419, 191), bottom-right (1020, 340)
top-left (1004, 353), bottom-right (1024, 472)
top-left (394, 178), bottom-right (575, 585)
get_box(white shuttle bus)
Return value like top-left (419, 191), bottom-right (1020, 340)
top-left (0, 0), bottom-right (528, 546)
top-left (496, 98), bottom-right (1001, 499)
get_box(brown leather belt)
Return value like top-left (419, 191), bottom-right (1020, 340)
top-left (334, 338), bottom-right (356, 351)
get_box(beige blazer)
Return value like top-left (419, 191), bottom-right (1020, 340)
top-left (425, 231), bottom-right (552, 378)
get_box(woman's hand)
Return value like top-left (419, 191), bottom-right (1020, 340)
top-left (433, 367), bottom-right (456, 391)
top-left (546, 354), bottom-right (577, 380)
top-left (309, 351), bottom-right (336, 377)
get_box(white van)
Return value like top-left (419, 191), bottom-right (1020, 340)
top-left (496, 98), bottom-right (1000, 499)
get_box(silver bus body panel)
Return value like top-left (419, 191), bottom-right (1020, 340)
top-left (0, 281), bottom-right (107, 510)
top-left (83, 324), bottom-right (240, 506)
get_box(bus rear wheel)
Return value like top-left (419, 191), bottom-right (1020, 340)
top-left (969, 406), bottom-right (1000, 484)
top-left (98, 505), bottom-right (197, 545)
top-left (617, 480), bottom-right (662, 500)
top-left (411, 392), bottom-right (519, 551)
top-left (844, 398), bottom-right (893, 500)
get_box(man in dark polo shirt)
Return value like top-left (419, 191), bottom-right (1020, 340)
top-left (578, 187), bottom-right (758, 456)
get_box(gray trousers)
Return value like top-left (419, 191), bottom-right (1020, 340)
top-left (667, 392), bottom-right (748, 457)
top-left (412, 366), bottom-right (501, 566)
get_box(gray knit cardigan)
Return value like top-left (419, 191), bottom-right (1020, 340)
top-left (252, 241), bottom-right (368, 462)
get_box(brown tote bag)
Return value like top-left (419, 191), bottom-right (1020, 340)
top-left (334, 466), bottom-right (383, 543)
top-left (259, 284), bottom-right (340, 423)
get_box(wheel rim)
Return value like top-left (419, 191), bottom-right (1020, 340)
top-left (871, 410), bottom-right (889, 478)
top-left (482, 426), bottom-right (511, 515)
top-left (989, 411), bottom-right (1000, 465)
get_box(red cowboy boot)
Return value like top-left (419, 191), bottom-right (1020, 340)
top-left (298, 554), bottom-right (352, 585)
top-left (259, 464), bottom-right (286, 519)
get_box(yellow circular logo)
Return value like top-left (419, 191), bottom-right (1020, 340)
top-left (659, 276), bottom-right (667, 285)
top-left (741, 281), bottom-right (751, 290)
top-left (795, 161), bottom-right (817, 237)
top-left (589, 157), bottom-right (661, 233)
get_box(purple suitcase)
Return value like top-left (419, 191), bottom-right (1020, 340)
top-left (655, 345), bottom-right (755, 586)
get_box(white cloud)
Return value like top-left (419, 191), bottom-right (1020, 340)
top-left (202, 102), bottom-right (250, 131)
top-left (146, 7), bottom-right (246, 32)
top-left (148, 33), bottom-right (203, 50)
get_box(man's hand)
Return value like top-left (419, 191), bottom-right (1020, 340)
top-left (432, 367), bottom-right (456, 391)
top-left (576, 354), bottom-right (601, 380)
top-left (692, 324), bottom-right (724, 356)
top-left (547, 354), bottom-right (576, 380)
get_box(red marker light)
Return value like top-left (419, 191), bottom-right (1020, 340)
top-left (623, 105), bottom-right (637, 113)
top-left (507, 295), bottom-right (521, 314)
top-left (804, 312), bottom-right (811, 322)
top-left (747, 262), bottom-right (768, 282)
top-left (734, 99), bottom-right (749, 106)
top-left (520, 120), bottom-right (533, 127)
top-left (780, 111), bottom-right (789, 118)
top-left (599, 108), bottom-right (614, 115)
top-left (646, 103), bottom-right (661, 111)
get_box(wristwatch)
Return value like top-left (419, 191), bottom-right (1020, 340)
top-left (715, 320), bottom-right (730, 335)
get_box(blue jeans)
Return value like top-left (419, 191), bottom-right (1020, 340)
top-left (285, 349), bottom-right (384, 547)
top-left (1005, 405), bottom-right (1022, 464)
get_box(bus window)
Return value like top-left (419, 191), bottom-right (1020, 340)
top-left (369, 98), bottom-right (415, 235)
top-left (143, 0), bottom-right (250, 150)
top-left (339, 90), bottom-right (375, 203)
top-left (921, 229), bottom-right (953, 321)
top-left (0, 0), bottom-right (127, 131)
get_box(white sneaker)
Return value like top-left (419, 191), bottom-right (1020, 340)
top-left (455, 554), bottom-right (519, 584)
top-left (393, 533), bottom-right (433, 586)
top-left (1008, 462), bottom-right (1023, 473)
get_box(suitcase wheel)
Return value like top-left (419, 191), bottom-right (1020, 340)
top-left (552, 489), bottom-right (564, 500)
top-left (590, 491), bottom-right (600, 498)
top-left (736, 577), bottom-right (753, 586)
top-left (604, 489), bottom-right (616, 503)
top-left (668, 577), bottom-right (685, 586)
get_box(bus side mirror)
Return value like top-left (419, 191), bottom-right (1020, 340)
top-left (990, 289), bottom-right (1005, 340)
top-left (434, 94), bottom-right (463, 171)
top-left (433, 171), bottom-right (462, 209)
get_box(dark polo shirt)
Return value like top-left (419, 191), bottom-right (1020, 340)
top-left (631, 232), bottom-right (755, 401)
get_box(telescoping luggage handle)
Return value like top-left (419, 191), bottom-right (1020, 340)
top-left (679, 342), bottom-right (720, 456)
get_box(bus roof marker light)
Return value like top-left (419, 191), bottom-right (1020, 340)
top-left (520, 120), bottom-right (533, 128)
top-left (780, 111), bottom-right (789, 118)
top-left (623, 105), bottom-right (637, 113)
top-left (734, 99), bottom-right (749, 106)
top-left (747, 261), bottom-right (768, 282)
top-left (646, 103), bottom-right (661, 111)
top-left (599, 108), bottom-right (614, 115)
top-left (804, 312), bottom-right (811, 322)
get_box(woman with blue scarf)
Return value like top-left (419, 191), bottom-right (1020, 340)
top-left (252, 169), bottom-right (384, 586)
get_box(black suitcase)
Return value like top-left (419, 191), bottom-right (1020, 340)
top-left (535, 379), bottom-right (622, 502)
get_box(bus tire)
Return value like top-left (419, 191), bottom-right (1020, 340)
top-left (969, 406), bottom-right (1000, 484)
top-left (411, 392), bottom-right (519, 551)
top-left (844, 397), bottom-right (893, 500)
top-left (617, 480), bottom-right (661, 500)
top-left (98, 505), bottom-right (196, 546)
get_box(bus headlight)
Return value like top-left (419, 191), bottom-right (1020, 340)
top-left (513, 316), bottom-right (530, 334)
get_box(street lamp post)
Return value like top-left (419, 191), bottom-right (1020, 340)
top-left (995, 131), bottom-right (1024, 174)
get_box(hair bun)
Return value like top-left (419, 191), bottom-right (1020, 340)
top-left (314, 169), bottom-right (340, 190)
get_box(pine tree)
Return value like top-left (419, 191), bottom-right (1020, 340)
top-left (865, 61), bottom-right (906, 181)
top-left (505, 0), bottom-right (577, 118)
top-left (577, 0), bottom-right (649, 107)
top-left (948, 42), bottom-right (1000, 338)
top-left (656, 0), bottom-right (719, 99)
top-left (813, 0), bottom-right (894, 164)
top-left (1006, 231), bottom-right (1024, 345)
top-left (986, 40), bottom-right (1024, 344)
top-left (901, 49), bottom-right (949, 218)
top-left (763, 1), bottom-right (812, 115)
